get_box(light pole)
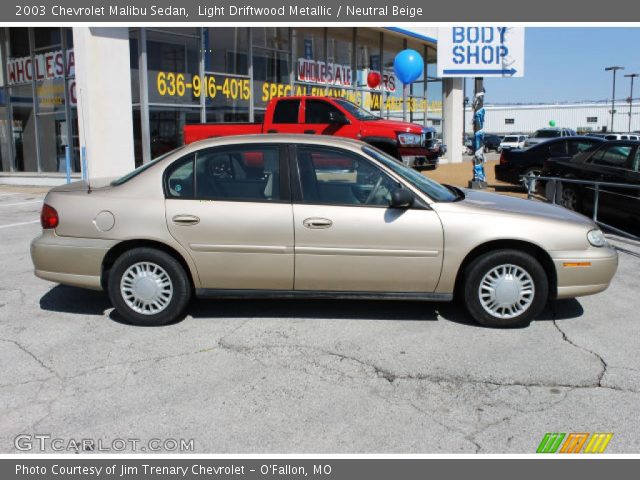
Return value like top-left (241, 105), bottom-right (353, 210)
top-left (605, 66), bottom-right (624, 132)
top-left (624, 73), bottom-right (639, 132)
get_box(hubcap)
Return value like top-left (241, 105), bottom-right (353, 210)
top-left (478, 264), bottom-right (535, 319)
top-left (120, 262), bottom-right (173, 315)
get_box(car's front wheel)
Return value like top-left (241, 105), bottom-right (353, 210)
top-left (107, 247), bottom-right (192, 326)
top-left (463, 250), bottom-right (548, 328)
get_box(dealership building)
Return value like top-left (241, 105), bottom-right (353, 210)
top-left (0, 26), bottom-right (465, 185)
top-left (464, 101), bottom-right (640, 135)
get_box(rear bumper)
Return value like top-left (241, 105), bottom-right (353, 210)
top-left (31, 230), bottom-right (116, 290)
top-left (494, 164), bottom-right (521, 184)
top-left (551, 248), bottom-right (619, 299)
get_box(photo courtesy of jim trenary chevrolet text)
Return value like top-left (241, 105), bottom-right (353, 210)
top-left (1, 0), bottom-right (640, 478)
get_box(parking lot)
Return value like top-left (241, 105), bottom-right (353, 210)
top-left (1, 183), bottom-right (640, 453)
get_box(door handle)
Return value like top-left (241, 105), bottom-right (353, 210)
top-left (304, 130), bottom-right (316, 134)
top-left (303, 217), bottom-right (333, 229)
top-left (172, 214), bottom-right (200, 226)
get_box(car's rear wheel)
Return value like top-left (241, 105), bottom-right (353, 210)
top-left (463, 250), bottom-right (548, 328)
top-left (107, 248), bottom-right (191, 326)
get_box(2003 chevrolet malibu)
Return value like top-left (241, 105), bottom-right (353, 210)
top-left (31, 135), bottom-right (618, 328)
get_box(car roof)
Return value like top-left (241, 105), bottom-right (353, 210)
top-left (183, 134), bottom-right (368, 155)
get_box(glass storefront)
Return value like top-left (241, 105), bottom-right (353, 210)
top-left (0, 27), bottom-right (77, 174)
top-left (1, 27), bottom-right (441, 173)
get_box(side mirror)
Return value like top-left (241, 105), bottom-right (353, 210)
top-left (328, 110), bottom-right (349, 124)
top-left (390, 188), bottom-right (414, 209)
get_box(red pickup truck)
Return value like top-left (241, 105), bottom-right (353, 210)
top-left (183, 96), bottom-right (440, 170)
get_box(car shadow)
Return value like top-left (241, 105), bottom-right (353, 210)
top-left (39, 285), bottom-right (584, 328)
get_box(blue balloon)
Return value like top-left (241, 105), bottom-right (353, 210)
top-left (393, 49), bottom-right (424, 85)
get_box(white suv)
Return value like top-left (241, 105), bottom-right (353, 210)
top-left (498, 135), bottom-right (528, 152)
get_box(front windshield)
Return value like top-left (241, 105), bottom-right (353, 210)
top-left (111, 147), bottom-right (183, 186)
top-left (363, 146), bottom-right (457, 202)
top-left (503, 136), bottom-right (518, 142)
top-left (334, 99), bottom-right (379, 121)
top-left (533, 130), bottom-right (561, 138)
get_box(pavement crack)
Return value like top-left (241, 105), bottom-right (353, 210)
top-left (551, 306), bottom-right (607, 387)
top-left (211, 339), bottom-right (638, 393)
top-left (0, 338), bottom-right (60, 379)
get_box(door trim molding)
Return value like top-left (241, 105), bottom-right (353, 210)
top-left (295, 246), bottom-right (440, 257)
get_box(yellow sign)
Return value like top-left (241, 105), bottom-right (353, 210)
top-left (156, 72), bottom-right (250, 100)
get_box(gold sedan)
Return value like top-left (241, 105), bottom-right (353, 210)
top-left (31, 135), bottom-right (618, 328)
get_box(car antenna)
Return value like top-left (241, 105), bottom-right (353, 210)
top-left (79, 87), bottom-right (91, 194)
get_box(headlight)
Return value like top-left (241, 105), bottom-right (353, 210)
top-left (587, 229), bottom-right (608, 247)
top-left (397, 133), bottom-right (422, 146)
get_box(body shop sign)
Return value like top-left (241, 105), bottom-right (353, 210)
top-left (6, 49), bottom-right (75, 85)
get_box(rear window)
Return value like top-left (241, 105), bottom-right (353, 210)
top-left (533, 130), bottom-right (561, 138)
top-left (111, 148), bottom-right (182, 186)
top-left (272, 100), bottom-right (300, 124)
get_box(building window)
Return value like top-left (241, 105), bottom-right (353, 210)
top-left (505, 118), bottom-right (515, 125)
top-left (587, 116), bottom-right (598, 123)
top-left (431, 119), bottom-right (441, 126)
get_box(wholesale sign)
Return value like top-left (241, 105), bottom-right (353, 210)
top-left (6, 49), bottom-right (75, 85)
top-left (297, 58), bottom-right (353, 86)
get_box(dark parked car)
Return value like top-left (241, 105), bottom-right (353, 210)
top-left (541, 140), bottom-right (640, 236)
top-left (495, 136), bottom-right (604, 185)
top-left (465, 133), bottom-right (502, 154)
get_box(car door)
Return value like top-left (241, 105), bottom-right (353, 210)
top-left (291, 144), bottom-right (444, 292)
top-left (581, 143), bottom-right (635, 221)
top-left (164, 143), bottom-right (294, 290)
top-left (266, 98), bottom-right (306, 134)
top-left (302, 99), bottom-right (361, 138)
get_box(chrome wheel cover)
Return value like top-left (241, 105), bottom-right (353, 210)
top-left (120, 262), bottom-right (173, 315)
top-left (478, 264), bottom-right (535, 319)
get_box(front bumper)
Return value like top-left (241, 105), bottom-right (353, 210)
top-left (399, 147), bottom-right (439, 169)
top-left (551, 247), bottom-right (619, 299)
top-left (31, 230), bottom-right (117, 290)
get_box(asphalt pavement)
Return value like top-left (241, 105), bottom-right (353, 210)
top-left (1, 187), bottom-right (639, 453)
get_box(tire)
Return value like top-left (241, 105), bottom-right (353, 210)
top-left (463, 249), bottom-right (548, 328)
top-left (107, 247), bottom-right (192, 326)
top-left (560, 185), bottom-right (581, 212)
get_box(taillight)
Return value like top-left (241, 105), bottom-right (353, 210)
top-left (40, 204), bottom-right (59, 229)
top-left (499, 152), bottom-right (507, 165)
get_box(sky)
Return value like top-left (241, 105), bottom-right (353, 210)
top-left (475, 27), bottom-right (640, 104)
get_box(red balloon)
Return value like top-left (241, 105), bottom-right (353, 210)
top-left (367, 71), bottom-right (381, 89)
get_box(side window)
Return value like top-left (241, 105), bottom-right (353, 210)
top-left (548, 141), bottom-right (567, 156)
top-left (568, 140), bottom-right (597, 156)
top-left (305, 100), bottom-right (341, 124)
top-left (195, 146), bottom-right (281, 202)
top-left (590, 145), bottom-right (633, 168)
top-left (272, 100), bottom-right (300, 124)
top-left (297, 146), bottom-right (400, 206)
top-left (633, 148), bottom-right (640, 172)
top-left (165, 154), bottom-right (195, 199)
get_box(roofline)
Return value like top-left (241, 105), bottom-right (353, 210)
top-left (384, 27), bottom-right (437, 45)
